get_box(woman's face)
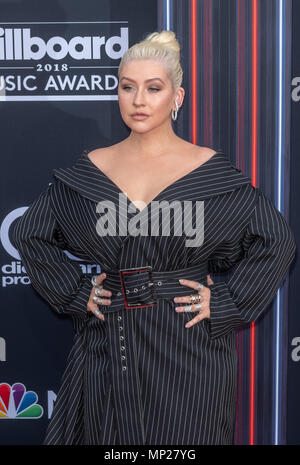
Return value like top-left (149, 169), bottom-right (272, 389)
top-left (118, 59), bottom-right (183, 133)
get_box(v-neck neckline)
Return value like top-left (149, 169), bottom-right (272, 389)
top-left (83, 150), bottom-right (224, 212)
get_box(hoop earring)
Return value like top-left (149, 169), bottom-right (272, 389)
top-left (171, 100), bottom-right (179, 121)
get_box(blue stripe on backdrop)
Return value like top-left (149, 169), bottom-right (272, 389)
top-left (273, 0), bottom-right (292, 445)
top-left (157, 0), bottom-right (294, 445)
top-left (163, 0), bottom-right (172, 31)
top-left (274, 0), bottom-right (283, 445)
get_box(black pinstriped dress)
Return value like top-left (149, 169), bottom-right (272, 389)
top-left (12, 150), bottom-right (296, 445)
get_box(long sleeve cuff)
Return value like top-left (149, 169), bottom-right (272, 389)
top-left (208, 281), bottom-right (247, 339)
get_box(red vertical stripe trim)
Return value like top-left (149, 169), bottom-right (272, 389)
top-left (191, 0), bottom-right (197, 144)
top-left (204, 1), bottom-right (208, 143)
top-left (250, 0), bottom-right (258, 446)
top-left (204, 1), bottom-right (209, 145)
top-left (252, 2), bottom-right (258, 186)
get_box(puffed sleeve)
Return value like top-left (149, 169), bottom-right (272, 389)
top-left (207, 188), bottom-right (297, 340)
top-left (11, 183), bottom-right (94, 317)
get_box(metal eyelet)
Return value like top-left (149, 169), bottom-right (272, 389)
top-left (121, 346), bottom-right (125, 351)
top-left (134, 288), bottom-right (138, 293)
top-left (121, 355), bottom-right (126, 360)
top-left (119, 326), bottom-right (123, 331)
top-left (120, 336), bottom-right (124, 341)
top-left (157, 281), bottom-right (162, 286)
top-left (117, 316), bottom-right (122, 321)
top-left (122, 366), bottom-right (127, 371)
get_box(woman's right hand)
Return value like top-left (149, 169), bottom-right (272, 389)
top-left (87, 272), bottom-right (112, 321)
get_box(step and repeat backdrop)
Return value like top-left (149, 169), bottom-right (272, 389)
top-left (0, 0), bottom-right (299, 445)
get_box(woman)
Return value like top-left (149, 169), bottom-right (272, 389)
top-left (12, 30), bottom-right (296, 445)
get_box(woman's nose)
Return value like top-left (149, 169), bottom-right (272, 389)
top-left (133, 88), bottom-right (146, 105)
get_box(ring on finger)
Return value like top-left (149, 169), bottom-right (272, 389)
top-left (92, 296), bottom-right (103, 305)
top-left (184, 305), bottom-right (193, 312)
top-left (91, 275), bottom-right (103, 287)
top-left (94, 309), bottom-right (101, 316)
top-left (190, 293), bottom-right (201, 303)
top-left (197, 283), bottom-right (204, 291)
top-left (184, 303), bottom-right (202, 312)
top-left (94, 287), bottom-right (104, 297)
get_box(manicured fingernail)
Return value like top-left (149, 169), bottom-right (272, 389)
top-left (179, 279), bottom-right (184, 283)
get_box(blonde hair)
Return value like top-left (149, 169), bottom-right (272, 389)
top-left (118, 30), bottom-right (183, 92)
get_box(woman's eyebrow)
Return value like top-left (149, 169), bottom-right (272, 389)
top-left (120, 77), bottom-right (165, 84)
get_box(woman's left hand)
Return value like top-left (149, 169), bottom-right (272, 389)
top-left (174, 274), bottom-right (214, 328)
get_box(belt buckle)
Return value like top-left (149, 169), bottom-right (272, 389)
top-left (119, 266), bottom-right (157, 310)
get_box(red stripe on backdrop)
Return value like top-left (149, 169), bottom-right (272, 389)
top-left (252, 1), bottom-right (258, 185)
top-left (191, 0), bottom-right (197, 144)
top-left (250, 0), bottom-right (258, 446)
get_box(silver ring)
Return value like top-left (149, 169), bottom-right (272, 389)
top-left (95, 287), bottom-right (103, 297)
top-left (190, 294), bottom-right (201, 303)
top-left (92, 296), bottom-right (102, 305)
top-left (94, 309), bottom-right (101, 316)
top-left (91, 275), bottom-right (103, 287)
top-left (184, 302), bottom-right (202, 312)
top-left (184, 305), bottom-right (193, 312)
top-left (197, 283), bottom-right (204, 291)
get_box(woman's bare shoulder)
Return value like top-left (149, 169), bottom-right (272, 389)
top-left (87, 145), bottom-right (118, 158)
top-left (184, 141), bottom-right (218, 156)
top-left (178, 141), bottom-right (219, 164)
top-left (201, 146), bottom-right (219, 156)
top-left (87, 144), bottom-right (120, 169)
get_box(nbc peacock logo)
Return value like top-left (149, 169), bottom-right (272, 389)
top-left (0, 382), bottom-right (43, 419)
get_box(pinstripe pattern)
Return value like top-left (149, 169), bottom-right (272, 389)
top-left (11, 150), bottom-right (296, 445)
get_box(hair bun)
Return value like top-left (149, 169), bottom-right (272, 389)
top-left (118, 29), bottom-right (183, 91)
top-left (144, 30), bottom-right (180, 54)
